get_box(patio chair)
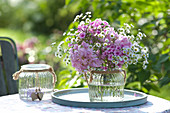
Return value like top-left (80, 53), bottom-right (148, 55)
top-left (0, 37), bottom-right (19, 96)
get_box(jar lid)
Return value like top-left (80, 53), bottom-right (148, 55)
top-left (21, 64), bottom-right (51, 71)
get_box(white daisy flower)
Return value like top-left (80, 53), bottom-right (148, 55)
top-left (110, 33), bottom-right (115, 39)
top-left (97, 25), bottom-right (101, 29)
top-left (115, 61), bottom-right (119, 65)
top-left (134, 47), bottom-right (139, 53)
top-left (137, 32), bottom-right (143, 38)
top-left (86, 12), bottom-right (91, 15)
top-left (86, 18), bottom-right (91, 23)
top-left (123, 56), bottom-right (128, 61)
top-left (105, 39), bottom-right (109, 42)
top-left (89, 45), bottom-right (93, 48)
top-left (123, 50), bottom-right (127, 54)
top-left (130, 24), bottom-right (134, 28)
top-left (82, 15), bottom-right (87, 20)
top-left (119, 28), bottom-right (125, 33)
top-left (79, 13), bottom-right (83, 18)
top-left (71, 38), bottom-right (75, 43)
top-left (128, 60), bottom-right (132, 64)
top-left (70, 29), bottom-right (74, 31)
top-left (63, 32), bottom-right (66, 36)
top-left (58, 53), bottom-right (63, 58)
top-left (63, 58), bottom-right (67, 62)
top-left (103, 43), bottom-right (107, 46)
top-left (64, 49), bottom-right (68, 53)
top-left (96, 43), bottom-right (101, 47)
top-left (55, 52), bottom-right (58, 57)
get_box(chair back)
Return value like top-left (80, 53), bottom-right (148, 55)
top-left (0, 37), bottom-right (19, 96)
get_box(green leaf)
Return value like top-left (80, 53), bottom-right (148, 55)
top-left (137, 70), bottom-right (150, 84)
top-left (65, 0), bottom-right (71, 5)
top-left (164, 61), bottom-right (170, 71)
top-left (143, 83), bottom-right (160, 93)
top-left (159, 71), bottom-right (170, 87)
top-left (157, 53), bottom-right (169, 64)
top-left (126, 81), bottom-right (141, 89)
top-left (57, 78), bottom-right (69, 89)
top-left (58, 70), bottom-right (70, 76)
top-left (149, 83), bottom-right (160, 92)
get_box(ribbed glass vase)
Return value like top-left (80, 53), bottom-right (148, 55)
top-left (15, 64), bottom-right (56, 101)
top-left (88, 69), bottom-right (126, 102)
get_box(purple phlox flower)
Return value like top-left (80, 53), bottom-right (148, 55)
top-left (89, 21), bottom-right (94, 26)
top-left (114, 32), bottom-right (119, 39)
top-left (79, 32), bottom-right (86, 38)
top-left (104, 29), bottom-right (108, 34)
top-left (90, 40), bottom-right (93, 44)
top-left (95, 18), bottom-right (102, 25)
top-left (96, 49), bottom-right (100, 55)
top-left (114, 49), bottom-right (121, 56)
top-left (110, 45), bottom-right (115, 49)
top-left (101, 51), bottom-right (107, 59)
top-left (101, 66), bottom-right (108, 71)
top-left (83, 25), bottom-right (88, 29)
top-left (81, 41), bottom-right (89, 48)
top-left (102, 20), bottom-right (109, 26)
top-left (70, 46), bottom-right (102, 73)
top-left (68, 43), bottom-right (73, 47)
top-left (111, 48), bottom-right (115, 53)
top-left (108, 54), bottom-right (113, 61)
top-left (77, 25), bottom-right (83, 31)
top-left (116, 46), bottom-right (121, 50)
top-left (96, 29), bottom-right (101, 34)
top-left (88, 28), bottom-right (93, 34)
top-left (115, 38), bottom-right (121, 45)
top-left (73, 44), bottom-right (78, 50)
top-left (118, 36), bottom-right (132, 48)
top-left (117, 63), bottom-right (122, 68)
top-left (107, 48), bottom-right (112, 53)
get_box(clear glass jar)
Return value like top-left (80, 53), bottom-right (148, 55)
top-left (88, 69), bottom-right (126, 102)
top-left (16, 64), bottom-right (56, 101)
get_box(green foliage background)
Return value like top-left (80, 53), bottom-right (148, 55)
top-left (0, 0), bottom-right (169, 100)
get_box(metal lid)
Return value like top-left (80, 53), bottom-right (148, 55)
top-left (21, 64), bottom-right (51, 71)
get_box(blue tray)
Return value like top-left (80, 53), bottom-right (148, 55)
top-left (51, 88), bottom-right (147, 108)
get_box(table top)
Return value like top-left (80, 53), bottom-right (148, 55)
top-left (0, 92), bottom-right (170, 113)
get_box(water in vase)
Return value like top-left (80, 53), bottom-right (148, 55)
top-left (88, 83), bottom-right (124, 102)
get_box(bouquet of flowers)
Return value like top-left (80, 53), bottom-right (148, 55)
top-left (54, 12), bottom-right (149, 74)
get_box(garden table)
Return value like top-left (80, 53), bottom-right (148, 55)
top-left (0, 91), bottom-right (170, 113)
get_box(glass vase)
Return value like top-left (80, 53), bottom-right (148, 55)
top-left (13, 64), bottom-right (56, 101)
top-left (88, 69), bottom-right (126, 102)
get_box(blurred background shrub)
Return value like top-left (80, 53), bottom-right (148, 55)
top-left (0, 0), bottom-right (169, 100)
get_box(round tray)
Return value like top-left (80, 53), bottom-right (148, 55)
top-left (51, 88), bottom-right (147, 108)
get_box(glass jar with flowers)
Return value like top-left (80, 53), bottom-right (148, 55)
top-left (54, 12), bottom-right (149, 102)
